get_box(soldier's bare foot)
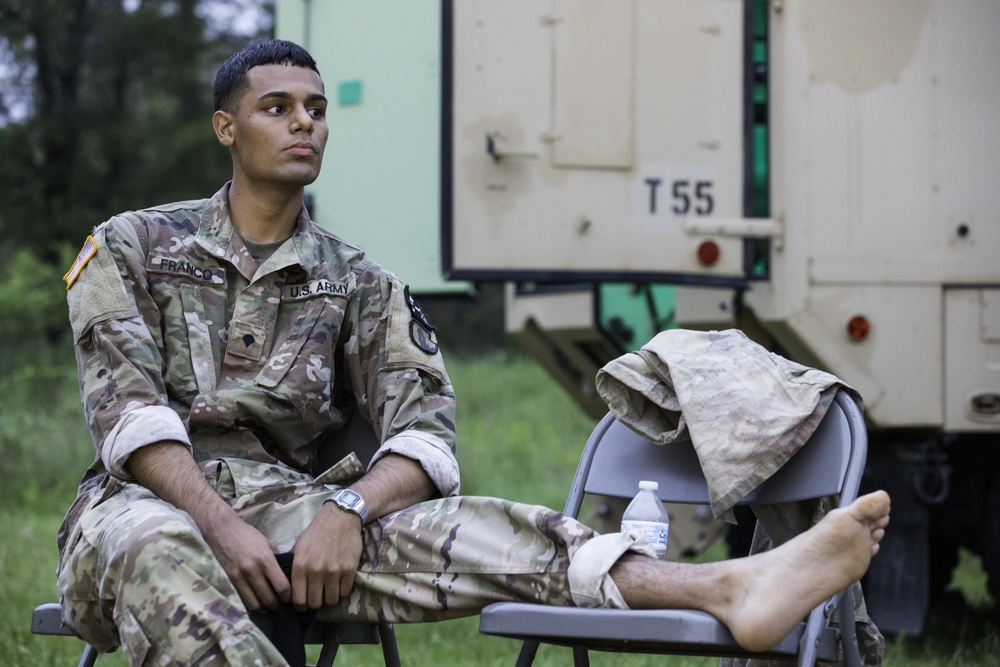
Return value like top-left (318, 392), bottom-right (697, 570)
top-left (717, 490), bottom-right (891, 652)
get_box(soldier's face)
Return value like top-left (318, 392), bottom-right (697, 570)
top-left (223, 63), bottom-right (329, 188)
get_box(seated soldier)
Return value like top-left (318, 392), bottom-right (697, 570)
top-left (56, 39), bottom-right (891, 667)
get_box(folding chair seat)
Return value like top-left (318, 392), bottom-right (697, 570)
top-left (479, 389), bottom-right (868, 667)
top-left (31, 602), bottom-right (399, 667)
top-left (31, 411), bottom-right (402, 667)
top-left (30, 603), bottom-right (99, 667)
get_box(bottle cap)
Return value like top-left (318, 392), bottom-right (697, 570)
top-left (638, 480), bottom-right (659, 491)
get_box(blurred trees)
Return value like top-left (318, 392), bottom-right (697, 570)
top-left (0, 0), bottom-right (273, 258)
top-left (0, 1), bottom-right (274, 505)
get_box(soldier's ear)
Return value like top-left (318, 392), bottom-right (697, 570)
top-left (213, 110), bottom-right (236, 147)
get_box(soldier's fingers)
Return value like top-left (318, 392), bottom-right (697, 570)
top-left (234, 577), bottom-right (264, 612)
top-left (319, 572), bottom-right (343, 608)
top-left (335, 569), bottom-right (356, 604)
top-left (246, 569), bottom-right (281, 610)
top-left (304, 570), bottom-right (336, 610)
top-left (291, 562), bottom-right (309, 611)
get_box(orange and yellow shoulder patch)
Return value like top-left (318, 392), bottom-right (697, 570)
top-left (63, 235), bottom-right (98, 290)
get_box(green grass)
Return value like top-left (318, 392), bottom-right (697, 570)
top-left (1, 351), bottom-right (996, 665)
top-left (0, 360), bottom-right (94, 511)
top-left (450, 352), bottom-right (595, 509)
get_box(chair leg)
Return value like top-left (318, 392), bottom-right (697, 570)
top-left (78, 644), bottom-right (99, 667)
top-left (837, 588), bottom-right (863, 667)
top-left (514, 640), bottom-right (539, 667)
top-left (572, 646), bottom-right (591, 667)
top-left (378, 623), bottom-right (401, 667)
top-left (796, 604), bottom-right (826, 667)
top-left (314, 638), bottom-right (339, 667)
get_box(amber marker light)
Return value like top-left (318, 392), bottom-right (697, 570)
top-left (847, 315), bottom-right (870, 341)
top-left (971, 393), bottom-right (1000, 415)
top-left (697, 240), bottom-right (720, 267)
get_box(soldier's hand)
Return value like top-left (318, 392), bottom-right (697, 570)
top-left (290, 503), bottom-right (364, 611)
top-left (203, 514), bottom-right (290, 612)
top-left (124, 442), bottom-right (292, 613)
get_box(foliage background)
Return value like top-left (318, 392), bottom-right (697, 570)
top-left (0, 0), bottom-right (275, 507)
top-left (0, 0), bottom-right (263, 256)
top-left (0, 1), bottom-right (995, 665)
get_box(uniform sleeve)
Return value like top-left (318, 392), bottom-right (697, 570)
top-left (343, 268), bottom-right (460, 497)
top-left (67, 216), bottom-right (192, 480)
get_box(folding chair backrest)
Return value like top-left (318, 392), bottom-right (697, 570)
top-left (317, 410), bottom-right (381, 472)
top-left (311, 410), bottom-right (401, 667)
top-left (567, 390), bottom-right (866, 516)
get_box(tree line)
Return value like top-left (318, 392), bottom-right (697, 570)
top-left (0, 0), bottom-right (272, 373)
top-left (0, 0), bottom-right (272, 260)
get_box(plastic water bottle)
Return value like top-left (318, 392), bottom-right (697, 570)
top-left (620, 480), bottom-right (670, 560)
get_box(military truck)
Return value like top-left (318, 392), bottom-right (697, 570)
top-left (278, 0), bottom-right (999, 636)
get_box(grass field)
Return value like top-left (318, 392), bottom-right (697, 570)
top-left (1, 352), bottom-right (996, 665)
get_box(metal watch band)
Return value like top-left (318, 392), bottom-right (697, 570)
top-left (327, 488), bottom-right (369, 525)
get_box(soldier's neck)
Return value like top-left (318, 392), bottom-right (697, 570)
top-left (227, 179), bottom-right (303, 243)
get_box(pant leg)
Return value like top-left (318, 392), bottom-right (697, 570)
top-left (218, 463), bottom-right (656, 624)
top-left (58, 463), bottom-right (652, 663)
top-left (315, 496), bottom-right (655, 624)
top-left (57, 483), bottom-right (289, 667)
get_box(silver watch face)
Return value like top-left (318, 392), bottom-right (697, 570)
top-left (332, 489), bottom-right (368, 523)
top-left (336, 489), bottom-right (363, 509)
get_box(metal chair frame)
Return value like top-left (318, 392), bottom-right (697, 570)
top-left (479, 389), bottom-right (868, 667)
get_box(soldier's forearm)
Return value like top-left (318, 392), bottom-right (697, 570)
top-left (126, 441), bottom-right (239, 533)
top-left (348, 453), bottom-right (436, 522)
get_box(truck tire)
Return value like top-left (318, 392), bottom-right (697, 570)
top-left (984, 475), bottom-right (1000, 606)
top-left (927, 527), bottom-right (960, 603)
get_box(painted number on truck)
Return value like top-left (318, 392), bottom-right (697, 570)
top-left (632, 164), bottom-right (719, 229)
top-left (644, 179), bottom-right (715, 216)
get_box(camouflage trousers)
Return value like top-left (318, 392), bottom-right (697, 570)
top-left (57, 455), bottom-right (652, 666)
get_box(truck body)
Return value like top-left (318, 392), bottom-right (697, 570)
top-left (442, 0), bottom-right (1000, 635)
top-left (278, 0), bottom-right (1000, 636)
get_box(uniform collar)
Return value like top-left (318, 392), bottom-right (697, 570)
top-left (194, 182), bottom-right (320, 280)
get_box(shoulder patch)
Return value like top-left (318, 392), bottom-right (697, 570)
top-left (405, 286), bottom-right (439, 355)
top-left (63, 236), bottom-right (98, 290)
top-left (410, 319), bottom-right (439, 355)
top-left (405, 286), bottom-right (435, 332)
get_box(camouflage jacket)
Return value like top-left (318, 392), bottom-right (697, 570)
top-left (60, 183), bottom-right (459, 550)
top-left (595, 328), bottom-right (857, 519)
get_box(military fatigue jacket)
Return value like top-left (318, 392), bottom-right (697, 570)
top-left (59, 183), bottom-right (459, 553)
top-left (595, 328), bottom-right (858, 519)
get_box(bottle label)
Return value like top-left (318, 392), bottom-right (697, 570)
top-left (621, 519), bottom-right (669, 559)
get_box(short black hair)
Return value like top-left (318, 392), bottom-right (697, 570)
top-left (213, 39), bottom-right (320, 112)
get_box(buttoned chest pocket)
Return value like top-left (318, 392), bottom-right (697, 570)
top-left (149, 273), bottom-right (226, 399)
top-left (255, 294), bottom-right (348, 421)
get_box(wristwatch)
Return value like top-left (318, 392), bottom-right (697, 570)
top-left (327, 488), bottom-right (369, 525)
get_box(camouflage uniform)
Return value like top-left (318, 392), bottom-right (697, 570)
top-left (57, 183), bottom-right (653, 665)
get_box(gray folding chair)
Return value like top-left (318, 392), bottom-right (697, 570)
top-left (479, 389), bottom-right (868, 667)
top-left (31, 411), bottom-right (401, 667)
